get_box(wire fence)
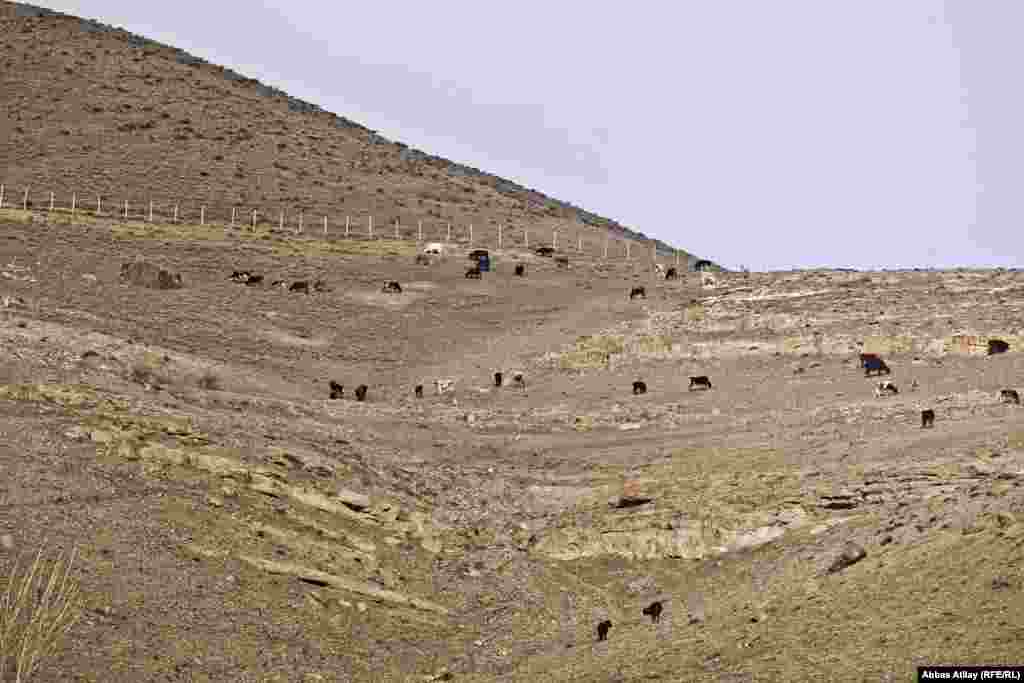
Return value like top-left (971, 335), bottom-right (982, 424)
top-left (0, 182), bottom-right (695, 267)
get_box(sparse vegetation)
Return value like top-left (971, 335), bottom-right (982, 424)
top-left (0, 544), bottom-right (83, 683)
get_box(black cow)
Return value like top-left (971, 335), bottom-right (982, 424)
top-left (382, 281), bottom-right (402, 294)
top-left (289, 281), bottom-right (310, 294)
top-left (494, 372), bottom-right (503, 388)
top-left (596, 619), bottom-right (612, 642)
top-left (512, 373), bottom-right (526, 391)
top-left (921, 409), bottom-right (935, 429)
top-left (689, 376), bottom-right (712, 390)
top-left (229, 270), bottom-right (252, 283)
top-left (1000, 389), bottom-right (1020, 405)
top-left (629, 286), bottom-right (646, 300)
top-left (556, 256), bottom-right (569, 268)
top-left (415, 254), bottom-right (431, 265)
top-left (863, 357), bottom-right (891, 377)
top-left (414, 384), bottom-right (424, 399)
top-left (536, 246), bottom-right (555, 257)
top-left (988, 339), bottom-right (1010, 356)
top-left (665, 267), bottom-right (678, 280)
top-left (271, 280), bottom-right (288, 289)
top-left (633, 380), bottom-right (647, 395)
top-left (514, 264), bottom-right (525, 277)
top-left (642, 601), bottom-right (663, 624)
top-left (355, 384), bottom-right (368, 402)
top-left (245, 274), bottom-right (264, 286)
top-left (328, 381), bottom-right (344, 400)
top-left (465, 267), bottom-right (482, 279)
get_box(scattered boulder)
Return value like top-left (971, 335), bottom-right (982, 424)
top-left (827, 542), bottom-right (867, 574)
top-left (120, 260), bottom-right (183, 290)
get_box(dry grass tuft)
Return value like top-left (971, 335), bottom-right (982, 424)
top-left (0, 544), bottom-right (83, 682)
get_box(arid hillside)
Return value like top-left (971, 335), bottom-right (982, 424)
top-left (0, 205), bottom-right (1021, 681)
top-left (0, 1), bottom-right (707, 265)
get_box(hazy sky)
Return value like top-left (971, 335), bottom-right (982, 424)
top-left (34, 1), bottom-right (1023, 270)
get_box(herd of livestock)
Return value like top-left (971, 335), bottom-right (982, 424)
top-left (224, 247), bottom-right (1021, 644)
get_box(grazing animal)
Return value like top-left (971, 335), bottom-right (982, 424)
top-left (289, 281), bottom-right (310, 294)
top-left (633, 380), bottom-right (647, 395)
top-left (414, 384), bottom-right (424, 398)
top-left (863, 357), bottom-right (891, 377)
top-left (514, 264), bottom-right (525, 277)
top-left (555, 256), bottom-right (569, 268)
top-left (423, 243), bottom-right (444, 256)
top-left (988, 339), bottom-right (1010, 355)
top-left (874, 381), bottom-right (898, 398)
top-left (1000, 389), bottom-right (1020, 405)
top-left (328, 381), bottom-right (344, 400)
top-left (629, 286), bottom-right (646, 300)
top-left (271, 280), bottom-right (288, 289)
top-left (354, 384), bottom-right (368, 402)
top-left (415, 254), bottom-right (431, 265)
top-left (382, 281), bottom-right (402, 294)
top-left (494, 372), bottom-right (503, 388)
top-left (435, 379), bottom-right (454, 395)
top-left (596, 619), bottom-right (612, 642)
top-left (245, 274), bottom-right (264, 286)
top-left (701, 274), bottom-right (717, 288)
top-left (654, 263), bottom-right (666, 276)
top-left (858, 353), bottom-right (881, 368)
top-left (665, 267), bottom-right (678, 280)
top-left (512, 373), bottom-right (526, 391)
top-left (535, 246), bottom-right (555, 257)
top-left (312, 280), bottom-right (330, 293)
top-left (642, 601), bottom-right (663, 624)
top-left (465, 267), bottom-right (482, 279)
top-left (921, 409), bottom-right (935, 428)
top-left (229, 270), bottom-right (252, 283)
top-left (689, 376), bottom-right (712, 391)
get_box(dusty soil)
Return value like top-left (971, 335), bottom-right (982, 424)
top-left (0, 215), bottom-right (1022, 682)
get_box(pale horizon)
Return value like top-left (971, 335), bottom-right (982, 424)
top-left (24, 1), bottom-right (1024, 271)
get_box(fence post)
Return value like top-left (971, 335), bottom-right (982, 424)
top-left (96, 195), bottom-right (101, 216)
top-left (345, 215), bottom-right (350, 238)
top-left (22, 188), bottom-right (28, 211)
top-left (552, 229), bottom-right (557, 250)
top-left (0, 184), bottom-right (4, 209)
top-left (604, 237), bottom-right (609, 259)
top-left (395, 218), bottom-right (399, 240)
top-left (525, 229), bottom-right (529, 249)
top-left (323, 216), bottom-right (328, 235)
top-left (675, 250), bottom-right (680, 266)
top-left (149, 200), bottom-right (154, 223)
top-left (49, 191), bottom-right (55, 213)
top-left (447, 222), bottom-right (451, 242)
top-left (418, 220), bottom-right (423, 242)
top-left (469, 224), bottom-right (473, 246)
top-left (279, 210), bottom-right (284, 231)
top-left (578, 236), bottom-right (582, 253)
top-left (231, 207), bottom-right (236, 228)
top-left (252, 209), bottom-right (258, 231)
top-left (173, 204), bottom-right (179, 223)
top-left (497, 224), bottom-right (502, 250)
top-left (369, 215), bottom-right (373, 239)
top-left (626, 242), bottom-right (631, 260)
top-left (298, 211), bottom-right (304, 234)
top-left (124, 200), bottom-right (129, 220)
top-left (651, 242), bottom-right (656, 263)
top-left (200, 206), bottom-right (205, 226)
top-left (71, 192), bottom-right (76, 224)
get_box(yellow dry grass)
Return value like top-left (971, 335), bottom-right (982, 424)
top-left (0, 544), bottom-right (83, 683)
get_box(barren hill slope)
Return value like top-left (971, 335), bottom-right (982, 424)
top-left (0, 1), bottom-right (708, 264)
